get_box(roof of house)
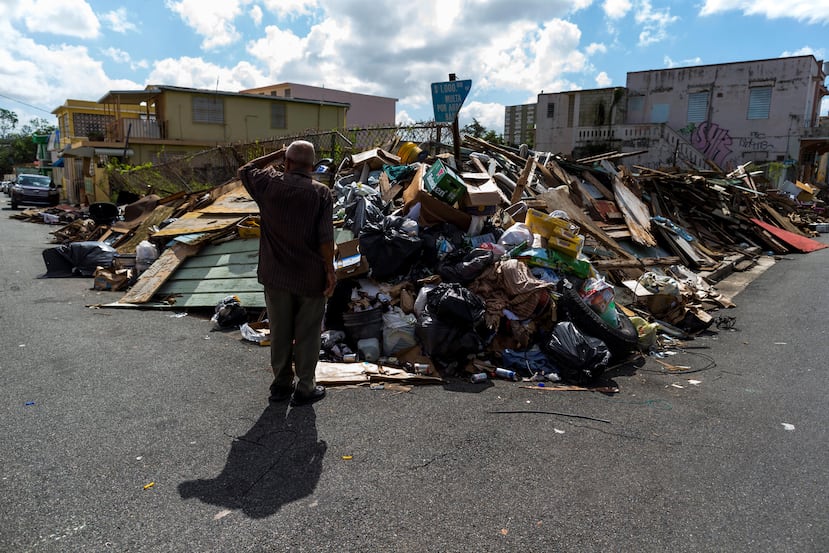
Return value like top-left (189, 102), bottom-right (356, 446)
top-left (98, 85), bottom-right (351, 108)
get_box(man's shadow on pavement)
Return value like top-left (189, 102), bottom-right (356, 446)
top-left (178, 403), bottom-right (326, 519)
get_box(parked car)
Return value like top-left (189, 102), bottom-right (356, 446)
top-left (0, 181), bottom-right (9, 194)
top-left (10, 174), bottom-right (61, 209)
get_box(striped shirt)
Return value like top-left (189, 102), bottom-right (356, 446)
top-left (239, 165), bottom-right (333, 297)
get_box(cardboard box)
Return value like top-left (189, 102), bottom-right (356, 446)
top-left (403, 165), bottom-right (472, 232)
top-left (93, 266), bottom-right (132, 291)
top-left (350, 148), bottom-right (401, 170)
top-left (460, 172), bottom-right (503, 206)
top-left (334, 239), bottom-right (369, 278)
top-left (423, 159), bottom-right (466, 205)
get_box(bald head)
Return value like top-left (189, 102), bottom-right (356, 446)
top-left (285, 140), bottom-right (316, 170)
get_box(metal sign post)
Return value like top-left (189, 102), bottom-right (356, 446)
top-left (431, 75), bottom-right (471, 163)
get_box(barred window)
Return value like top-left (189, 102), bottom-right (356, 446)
top-left (747, 87), bottom-right (772, 120)
top-left (687, 91), bottom-right (709, 123)
top-left (192, 96), bottom-right (224, 124)
top-left (271, 103), bottom-right (286, 129)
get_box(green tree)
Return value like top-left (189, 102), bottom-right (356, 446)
top-left (0, 117), bottom-right (57, 174)
top-left (462, 118), bottom-right (486, 138)
top-left (0, 108), bottom-right (18, 138)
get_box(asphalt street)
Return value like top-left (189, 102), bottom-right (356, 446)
top-left (1, 199), bottom-right (828, 552)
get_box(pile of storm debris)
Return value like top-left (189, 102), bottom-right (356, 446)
top-left (14, 135), bottom-right (828, 389)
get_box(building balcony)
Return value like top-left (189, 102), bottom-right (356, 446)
top-left (106, 118), bottom-right (164, 142)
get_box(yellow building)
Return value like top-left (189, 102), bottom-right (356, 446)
top-left (52, 85), bottom-right (349, 204)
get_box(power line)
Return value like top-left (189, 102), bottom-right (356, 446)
top-left (0, 93), bottom-right (52, 115)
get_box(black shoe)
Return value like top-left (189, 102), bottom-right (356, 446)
top-left (291, 385), bottom-right (326, 406)
top-left (269, 384), bottom-right (294, 402)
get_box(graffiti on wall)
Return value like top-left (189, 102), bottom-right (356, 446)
top-left (691, 122), bottom-right (733, 166)
top-left (738, 131), bottom-right (773, 151)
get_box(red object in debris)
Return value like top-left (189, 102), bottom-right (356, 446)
top-left (750, 218), bottom-right (828, 253)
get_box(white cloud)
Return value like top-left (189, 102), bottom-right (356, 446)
top-left (459, 101), bottom-right (505, 133)
top-left (260, 0), bottom-right (319, 18)
top-left (0, 29), bottom-right (138, 124)
top-left (603, 0), bottom-right (632, 19)
top-left (780, 46), bottom-right (826, 59)
top-left (664, 55), bottom-right (703, 68)
top-left (101, 7), bottom-right (137, 33)
top-left (700, 0), bottom-right (829, 24)
top-left (102, 47), bottom-right (131, 64)
top-left (586, 42), bottom-right (608, 55)
top-left (396, 110), bottom-right (415, 125)
top-left (148, 57), bottom-right (265, 91)
top-left (635, 0), bottom-right (678, 46)
top-left (250, 5), bottom-right (263, 25)
top-left (595, 71), bottom-right (612, 86)
top-left (165, 0), bottom-right (244, 49)
top-left (16, 0), bottom-right (100, 39)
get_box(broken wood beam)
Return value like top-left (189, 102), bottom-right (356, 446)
top-left (591, 256), bottom-right (682, 270)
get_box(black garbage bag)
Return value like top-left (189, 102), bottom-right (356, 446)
top-left (419, 223), bottom-right (468, 267)
top-left (211, 295), bottom-right (248, 329)
top-left (425, 282), bottom-right (486, 326)
top-left (543, 321), bottom-right (611, 382)
top-left (415, 311), bottom-right (485, 361)
top-left (41, 241), bottom-right (117, 277)
top-left (438, 249), bottom-right (494, 285)
top-left (359, 215), bottom-right (423, 281)
top-left (344, 194), bottom-right (384, 236)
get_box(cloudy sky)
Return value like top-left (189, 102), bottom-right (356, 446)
top-left (1, 0), bottom-right (827, 134)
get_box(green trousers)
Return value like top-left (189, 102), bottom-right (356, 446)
top-left (264, 287), bottom-right (326, 396)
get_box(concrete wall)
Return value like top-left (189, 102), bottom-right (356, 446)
top-left (536, 88), bottom-right (624, 155)
top-left (242, 83), bottom-right (397, 127)
top-left (625, 56), bottom-right (825, 169)
top-left (158, 90), bottom-right (347, 144)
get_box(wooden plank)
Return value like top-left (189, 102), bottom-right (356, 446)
top-left (760, 202), bottom-right (806, 237)
top-left (119, 241), bottom-right (203, 303)
top-left (538, 187), bottom-right (636, 260)
top-left (159, 277), bottom-right (264, 294)
top-left (592, 256), bottom-right (681, 270)
top-left (165, 265), bottom-right (258, 280)
top-left (165, 291), bottom-right (266, 309)
top-left (612, 174), bottom-right (657, 247)
top-left (151, 214), bottom-right (243, 237)
top-left (581, 171), bottom-right (614, 200)
top-left (510, 157), bottom-right (536, 204)
top-left (198, 187), bottom-right (259, 214)
top-left (116, 205), bottom-right (177, 254)
top-left (177, 251), bottom-right (259, 269)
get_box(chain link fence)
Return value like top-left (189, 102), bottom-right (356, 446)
top-left (107, 122), bottom-right (455, 197)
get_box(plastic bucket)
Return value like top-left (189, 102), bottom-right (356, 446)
top-left (342, 307), bottom-right (384, 344)
top-left (397, 142), bottom-right (423, 165)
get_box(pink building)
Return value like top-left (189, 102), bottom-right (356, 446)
top-left (240, 83), bottom-right (397, 128)
top-left (534, 55), bottom-right (829, 181)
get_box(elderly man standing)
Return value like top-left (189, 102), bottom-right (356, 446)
top-left (238, 140), bottom-right (335, 405)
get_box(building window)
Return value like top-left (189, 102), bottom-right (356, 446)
top-left (271, 103), bottom-right (286, 129)
top-left (687, 91), bottom-right (709, 123)
top-left (650, 103), bottom-right (669, 123)
top-left (192, 97), bottom-right (224, 124)
top-left (748, 86), bottom-right (772, 120)
top-left (284, 88), bottom-right (291, 98)
top-left (629, 96), bottom-right (644, 112)
top-left (546, 103), bottom-right (555, 118)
